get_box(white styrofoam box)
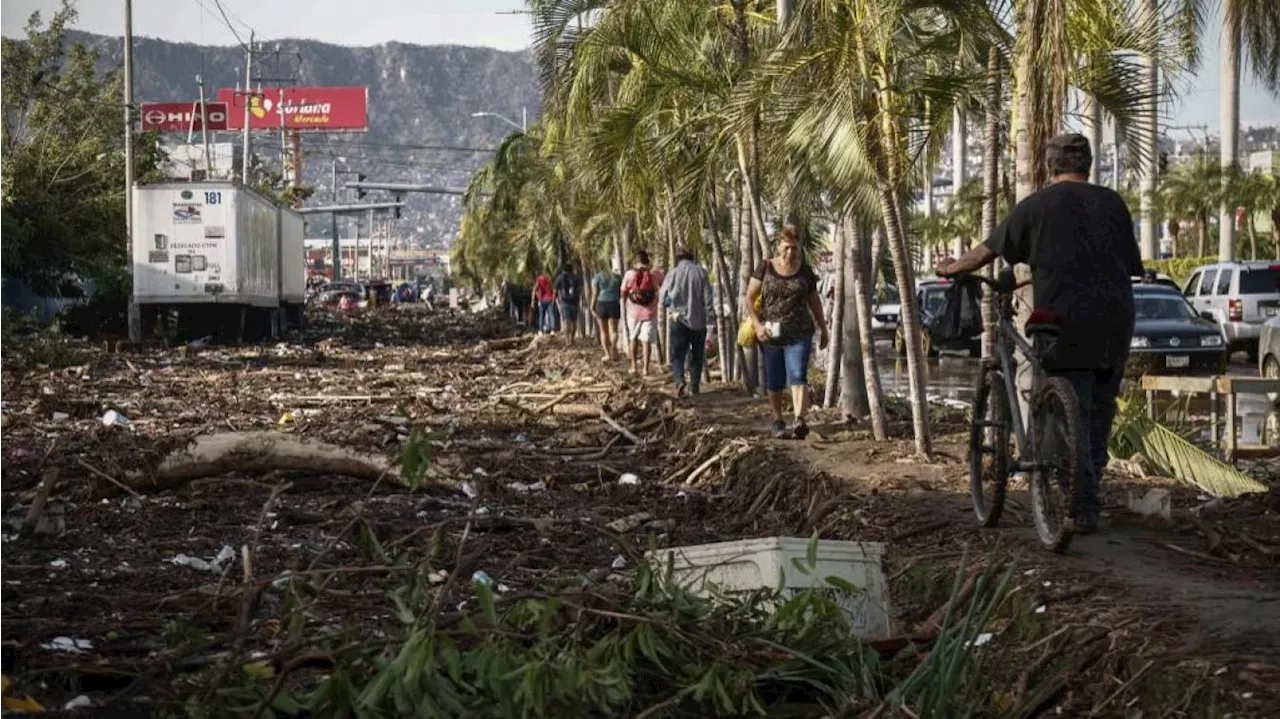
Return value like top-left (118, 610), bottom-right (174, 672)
top-left (650, 537), bottom-right (889, 638)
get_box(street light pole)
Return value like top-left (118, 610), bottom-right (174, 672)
top-left (471, 109), bottom-right (526, 132)
top-left (125, 0), bottom-right (140, 343)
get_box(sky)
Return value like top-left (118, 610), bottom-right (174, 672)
top-left (3, 0), bottom-right (1278, 132)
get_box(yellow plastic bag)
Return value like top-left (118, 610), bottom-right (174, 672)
top-left (736, 295), bottom-right (765, 347)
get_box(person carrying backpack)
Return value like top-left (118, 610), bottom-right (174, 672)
top-left (554, 263), bottom-right (583, 343)
top-left (620, 251), bottom-right (664, 376)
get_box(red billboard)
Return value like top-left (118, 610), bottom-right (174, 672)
top-left (215, 86), bottom-right (368, 131)
top-left (139, 102), bottom-right (229, 132)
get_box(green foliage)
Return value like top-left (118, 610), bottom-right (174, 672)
top-left (1145, 255), bottom-right (1216, 286)
top-left (396, 425), bottom-right (451, 488)
top-left (1, 1), bottom-right (164, 293)
top-left (187, 551), bottom-right (1022, 718)
top-left (0, 309), bottom-right (85, 368)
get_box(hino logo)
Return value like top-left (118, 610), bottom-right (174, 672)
top-left (139, 102), bottom-right (230, 131)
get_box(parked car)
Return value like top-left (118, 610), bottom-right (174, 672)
top-left (1127, 284), bottom-right (1227, 376)
top-left (1182, 261), bottom-right (1280, 361)
top-left (894, 279), bottom-right (981, 357)
top-left (870, 285), bottom-right (901, 339)
top-left (1260, 316), bottom-right (1280, 379)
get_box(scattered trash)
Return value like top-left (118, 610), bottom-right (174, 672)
top-left (1035, 605), bottom-right (1047, 614)
top-left (187, 336), bottom-right (210, 348)
top-left (1126, 488), bottom-right (1172, 521)
top-left (471, 570), bottom-right (494, 586)
top-left (51, 412), bottom-right (69, 422)
top-left (472, 468), bottom-right (490, 477)
top-left (513, 433), bottom-right (531, 443)
top-left (644, 519), bottom-right (677, 532)
top-left (505, 480), bottom-right (546, 493)
top-left (101, 410), bottom-right (130, 427)
top-left (278, 411), bottom-right (296, 427)
top-left (40, 636), bottom-right (92, 653)
top-left (611, 555), bottom-right (627, 569)
top-left (460, 481), bottom-right (478, 499)
top-left (618, 473), bottom-right (641, 486)
top-left (427, 570), bottom-right (448, 584)
top-left (169, 545), bottom-right (235, 573)
top-left (64, 695), bottom-right (92, 710)
top-left (606, 512), bottom-right (653, 533)
top-left (48, 559), bottom-right (67, 569)
top-left (965, 632), bottom-right (995, 648)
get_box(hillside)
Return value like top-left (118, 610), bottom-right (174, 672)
top-left (73, 31), bottom-right (541, 248)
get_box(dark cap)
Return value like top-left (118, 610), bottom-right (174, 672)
top-left (1046, 134), bottom-right (1092, 175)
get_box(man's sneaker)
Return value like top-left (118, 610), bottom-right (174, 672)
top-left (792, 418), bottom-right (809, 440)
top-left (689, 384), bottom-right (700, 396)
top-left (770, 420), bottom-right (789, 439)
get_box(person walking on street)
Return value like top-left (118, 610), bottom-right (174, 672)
top-left (533, 272), bottom-right (556, 334)
top-left (591, 265), bottom-right (623, 362)
top-left (746, 225), bottom-right (829, 439)
top-left (661, 247), bottom-right (716, 396)
top-left (554, 263), bottom-right (583, 343)
top-left (620, 251), bottom-right (664, 376)
top-left (936, 133), bottom-right (1143, 534)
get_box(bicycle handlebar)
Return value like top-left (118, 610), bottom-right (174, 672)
top-left (941, 268), bottom-right (1030, 294)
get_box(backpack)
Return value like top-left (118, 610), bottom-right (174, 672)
top-left (560, 273), bottom-right (581, 304)
top-left (938, 277), bottom-right (983, 342)
top-left (627, 268), bottom-right (657, 306)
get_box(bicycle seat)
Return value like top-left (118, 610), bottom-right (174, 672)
top-left (1024, 308), bottom-right (1062, 337)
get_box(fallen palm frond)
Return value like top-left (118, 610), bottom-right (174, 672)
top-left (1109, 400), bottom-right (1268, 499)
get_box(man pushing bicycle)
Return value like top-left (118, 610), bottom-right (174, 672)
top-left (936, 133), bottom-right (1145, 535)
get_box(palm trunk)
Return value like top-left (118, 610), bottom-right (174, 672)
top-left (1248, 214), bottom-right (1258, 261)
top-left (1218, 1), bottom-right (1240, 261)
top-left (839, 225), bottom-right (869, 421)
top-left (1197, 214), bottom-right (1208, 257)
top-left (1273, 208), bottom-right (1280, 260)
top-left (736, 136), bottom-right (772, 261)
top-left (708, 199), bottom-right (736, 382)
top-left (735, 178), bottom-right (759, 394)
top-left (824, 223), bottom-right (847, 408)
top-left (1084, 94), bottom-right (1103, 183)
top-left (1169, 221), bottom-right (1180, 259)
top-left (952, 103), bottom-right (967, 255)
top-left (1138, 0), bottom-right (1160, 260)
top-left (880, 187), bottom-right (931, 456)
top-left (869, 226), bottom-right (885, 292)
top-left (848, 217), bottom-right (887, 439)
top-left (981, 46), bottom-right (1002, 359)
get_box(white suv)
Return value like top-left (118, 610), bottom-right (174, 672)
top-left (1183, 262), bottom-right (1280, 361)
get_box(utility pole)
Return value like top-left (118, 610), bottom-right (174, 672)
top-left (331, 158), bottom-right (340, 280)
top-left (197, 74), bottom-right (212, 175)
top-left (241, 31), bottom-right (254, 183)
top-left (125, 0), bottom-right (140, 343)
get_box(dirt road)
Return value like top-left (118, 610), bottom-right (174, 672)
top-left (2, 307), bottom-right (1277, 715)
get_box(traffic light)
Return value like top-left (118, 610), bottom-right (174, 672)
top-left (394, 194), bottom-right (403, 220)
top-left (356, 173), bottom-right (367, 200)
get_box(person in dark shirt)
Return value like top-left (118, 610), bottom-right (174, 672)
top-left (554, 264), bottom-right (583, 344)
top-left (936, 133), bottom-right (1144, 533)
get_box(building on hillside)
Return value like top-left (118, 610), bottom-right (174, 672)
top-left (303, 239), bottom-right (449, 281)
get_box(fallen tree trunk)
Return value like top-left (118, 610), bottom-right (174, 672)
top-left (484, 335), bottom-right (531, 352)
top-left (129, 432), bottom-right (402, 491)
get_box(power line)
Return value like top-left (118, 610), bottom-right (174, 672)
top-left (209, 0), bottom-right (252, 50)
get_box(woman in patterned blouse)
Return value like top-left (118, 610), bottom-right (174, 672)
top-left (746, 225), bottom-right (829, 439)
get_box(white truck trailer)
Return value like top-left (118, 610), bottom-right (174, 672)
top-left (132, 182), bottom-right (305, 340)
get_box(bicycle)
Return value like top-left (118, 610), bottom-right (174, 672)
top-left (957, 268), bottom-right (1086, 553)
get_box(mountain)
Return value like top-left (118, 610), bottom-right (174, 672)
top-left (72, 31), bottom-right (541, 248)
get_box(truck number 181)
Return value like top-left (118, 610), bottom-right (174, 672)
top-left (204, 191), bottom-right (222, 205)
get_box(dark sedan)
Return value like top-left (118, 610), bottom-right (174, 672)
top-left (1127, 285), bottom-right (1227, 376)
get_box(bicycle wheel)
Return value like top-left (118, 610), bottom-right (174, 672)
top-left (968, 363), bottom-right (1010, 527)
top-left (1029, 376), bottom-right (1085, 553)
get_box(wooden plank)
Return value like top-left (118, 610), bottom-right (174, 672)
top-left (1210, 390), bottom-right (1219, 448)
top-left (1225, 392), bottom-right (1238, 464)
top-left (1139, 375), bottom-right (1217, 393)
top-left (1215, 377), bottom-right (1280, 395)
top-left (1233, 445), bottom-right (1280, 460)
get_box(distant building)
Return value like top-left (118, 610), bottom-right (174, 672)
top-left (1249, 150), bottom-right (1278, 175)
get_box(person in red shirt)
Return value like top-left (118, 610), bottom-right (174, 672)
top-left (532, 273), bottom-right (557, 334)
top-left (620, 251), bottom-right (664, 375)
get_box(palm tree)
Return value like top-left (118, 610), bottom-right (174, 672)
top-left (1159, 159), bottom-right (1220, 258)
top-left (1216, 0), bottom-right (1280, 261)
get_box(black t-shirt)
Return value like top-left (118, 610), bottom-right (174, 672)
top-left (753, 260), bottom-right (819, 344)
top-left (554, 272), bottom-right (582, 305)
top-left (984, 181), bottom-right (1143, 369)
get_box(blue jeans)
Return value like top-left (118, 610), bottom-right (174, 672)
top-left (538, 300), bottom-right (559, 332)
top-left (760, 339), bottom-right (812, 393)
top-left (1050, 366), bottom-right (1123, 516)
top-left (670, 321), bottom-right (707, 390)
